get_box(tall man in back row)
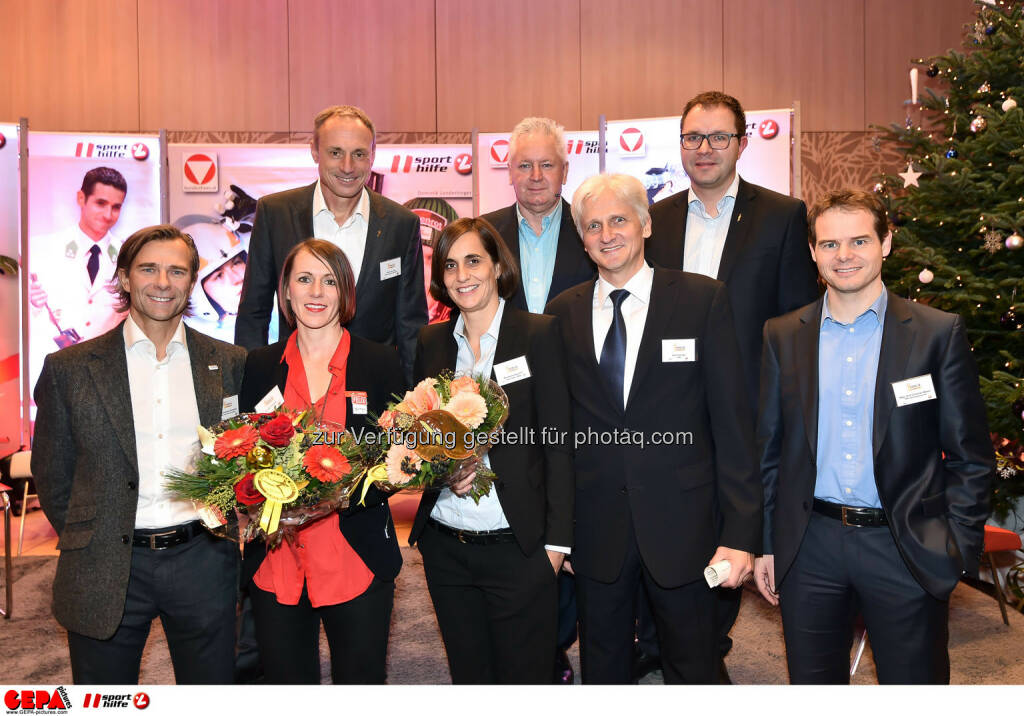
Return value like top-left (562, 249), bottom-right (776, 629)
top-left (646, 91), bottom-right (819, 681)
top-left (754, 189), bottom-right (993, 683)
top-left (235, 105), bottom-right (426, 380)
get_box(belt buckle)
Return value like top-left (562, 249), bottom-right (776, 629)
top-left (148, 528), bottom-right (177, 550)
top-left (456, 530), bottom-right (466, 544)
top-left (840, 506), bottom-right (860, 528)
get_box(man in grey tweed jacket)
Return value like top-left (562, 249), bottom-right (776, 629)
top-left (32, 225), bottom-right (245, 684)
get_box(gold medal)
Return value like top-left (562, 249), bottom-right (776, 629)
top-left (253, 469), bottom-right (299, 534)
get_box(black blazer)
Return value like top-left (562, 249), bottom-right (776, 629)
top-left (758, 292), bottom-right (994, 599)
top-left (408, 305), bottom-right (574, 555)
top-left (238, 332), bottom-right (407, 581)
top-left (234, 182), bottom-right (427, 382)
top-left (481, 199), bottom-right (596, 311)
top-left (647, 179), bottom-right (819, 405)
top-left (546, 269), bottom-right (762, 588)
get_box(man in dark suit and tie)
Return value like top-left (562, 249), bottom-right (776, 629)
top-left (481, 116), bottom-right (596, 313)
top-left (547, 173), bottom-right (761, 684)
top-left (646, 91), bottom-right (819, 680)
top-left (235, 104), bottom-right (426, 380)
top-left (32, 225), bottom-right (246, 684)
top-left (481, 116), bottom-right (595, 682)
top-left (754, 189), bottom-right (993, 683)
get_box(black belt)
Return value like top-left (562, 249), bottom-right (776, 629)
top-left (426, 518), bottom-right (517, 545)
top-left (813, 499), bottom-right (888, 528)
top-left (133, 521), bottom-right (203, 550)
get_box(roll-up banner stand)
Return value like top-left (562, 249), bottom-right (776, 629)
top-left (0, 122), bottom-right (21, 454)
top-left (167, 143), bottom-right (472, 340)
top-left (25, 131), bottom-right (162, 417)
top-left (604, 108), bottom-right (795, 203)
top-left (474, 130), bottom-right (602, 216)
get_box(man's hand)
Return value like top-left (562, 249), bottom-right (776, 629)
top-left (546, 549), bottom-right (565, 574)
top-left (707, 546), bottom-right (753, 589)
top-left (29, 275), bottom-right (48, 309)
top-left (754, 554), bottom-right (778, 606)
top-left (451, 470), bottom-right (476, 497)
top-left (561, 558), bottom-right (574, 575)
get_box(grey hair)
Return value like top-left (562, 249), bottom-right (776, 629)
top-left (509, 116), bottom-right (567, 165)
top-left (570, 173), bottom-right (650, 236)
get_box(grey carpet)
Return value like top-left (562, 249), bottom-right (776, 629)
top-left (2, 549), bottom-right (1021, 684)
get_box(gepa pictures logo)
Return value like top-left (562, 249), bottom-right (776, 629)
top-left (5, 687), bottom-right (71, 713)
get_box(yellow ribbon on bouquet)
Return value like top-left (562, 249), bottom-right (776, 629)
top-left (358, 464), bottom-right (389, 506)
top-left (253, 469), bottom-right (299, 534)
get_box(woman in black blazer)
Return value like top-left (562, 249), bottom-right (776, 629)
top-left (238, 239), bottom-right (404, 684)
top-left (408, 217), bottom-right (574, 684)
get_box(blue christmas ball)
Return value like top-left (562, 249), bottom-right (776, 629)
top-left (984, 23), bottom-right (996, 35)
top-left (946, 148), bottom-right (958, 158)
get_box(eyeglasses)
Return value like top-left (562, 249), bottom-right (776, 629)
top-left (680, 133), bottom-right (741, 150)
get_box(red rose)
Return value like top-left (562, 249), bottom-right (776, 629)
top-left (259, 414), bottom-right (295, 447)
top-left (233, 473), bottom-right (265, 506)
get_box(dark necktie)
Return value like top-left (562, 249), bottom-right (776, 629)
top-left (599, 289), bottom-right (630, 406)
top-left (86, 244), bottom-right (100, 285)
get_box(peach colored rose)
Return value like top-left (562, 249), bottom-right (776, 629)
top-left (384, 443), bottom-right (422, 486)
top-left (377, 410), bottom-right (397, 429)
top-left (402, 378), bottom-right (441, 416)
top-left (443, 391), bottom-right (488, 430)
top-left (449, 375), bottom-right (480, 397)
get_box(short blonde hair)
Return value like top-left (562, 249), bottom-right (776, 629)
top-left (312, 105), bottom-right (376, 149)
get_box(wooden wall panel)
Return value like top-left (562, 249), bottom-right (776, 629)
top-left (436, 0), bottom-right (581, 132)
top-left (138, 0), bottom-right (289, 132)
top-left (288, 0), bottom-right (436, 134)
top-left (723, 0), bottom-right (865, 132)
top-left (0, 0), bottom-right (140, 131)
top-left (864, 0), bottom-right (976, 129)
top-left (581, 0), bottom-right (723, 123)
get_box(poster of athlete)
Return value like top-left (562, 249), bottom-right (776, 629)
top-left (26, 131), bottom-right (161, 408)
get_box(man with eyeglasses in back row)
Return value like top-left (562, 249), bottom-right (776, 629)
top-left (646, 91), bottom-right (819, 683)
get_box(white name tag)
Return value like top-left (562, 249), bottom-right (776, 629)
top-left (662, 338), bottom-right (696, 362)
top-left (892, 374), bottom-right (937, 406)
top-left (347, 390), bottom-right (368, 415)
top-left (221, 394), bottom-right (239, 420)
top-left (379, 257), bottom-right (401, 281)
top-left (493, 356), bottom-right (531, 386)
top-left (255, 386), bottom-right (284, 413)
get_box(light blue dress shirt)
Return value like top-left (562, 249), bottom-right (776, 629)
top-left (516, 202), bottom-right (562, 314)
top-left (815, 289), bottom-right (887, 508)
top-left (429, 299), bottom-right (510, 531)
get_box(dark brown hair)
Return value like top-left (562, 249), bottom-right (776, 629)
top-left (112, 224), bottom-right (199, 312)
top-left (278, 239), bottom-right (357, 327)
top-left (430, 217), bottom-right (520, 310)
top-left (807, 189), bottom-right (889, 247)
top-left (681, 91), bottom-right (747, 137)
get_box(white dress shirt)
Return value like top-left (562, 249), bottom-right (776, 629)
top-left (124, 315), bottom-right (202, 529)
top-left (591, 262), bottom-right (655, 408)
top-left (312, 182), bottom-right (370, 282)
top-left (683, 173), bottom-right (740, 279)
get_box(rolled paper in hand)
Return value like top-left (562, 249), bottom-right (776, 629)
top-left (704, 560), bottom-right (731, 588)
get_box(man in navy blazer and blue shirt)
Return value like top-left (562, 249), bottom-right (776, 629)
top-left (754, 189), bottom-right (993, 683)
top-left (547, 173), bottom-right (761, 684)
top-left (234, 105), bottom-right (426, 381)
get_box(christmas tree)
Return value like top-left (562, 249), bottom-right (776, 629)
top-left (876, 0), bottom-right (1023, 521)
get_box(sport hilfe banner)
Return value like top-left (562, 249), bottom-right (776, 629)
top-left (604, 109), bottom-right (794, 203)
top-left (475, 131), bottom-right (601, 216)
top-left (0, 123), bottom-right (21, 453)
top-left (26, 131), bottom-right (161, 413)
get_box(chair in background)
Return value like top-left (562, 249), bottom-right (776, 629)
top-left (983, 524), bottom-right (1023, 626)
top-left (9, 451), bottom-right (36, 557)
top-left (0, 483), bottom-right (12, 618)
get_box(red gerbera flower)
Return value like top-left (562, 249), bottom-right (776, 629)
top-left (303, 445), bottom-right (352, 484)
top-left (214, 425), bottom-right (259, 460)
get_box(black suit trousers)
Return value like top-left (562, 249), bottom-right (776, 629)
top-left (67, 530), bottom-right (238, 684)
top-left (779, 512), bottom-right (950, 684)
top-left (418, 522), bottom-right (557, 684)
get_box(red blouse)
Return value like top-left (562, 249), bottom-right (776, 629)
top-left (253, 329), bottom-right (374, 607)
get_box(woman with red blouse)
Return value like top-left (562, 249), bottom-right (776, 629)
top-left (239, 239), bottom-right (405, 683)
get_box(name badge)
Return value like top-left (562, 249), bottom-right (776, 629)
top-left (221, 394), bottom-right (239, 420)
top-left (493, 356), bottom-right (531, 386)
top-left (255, 386), bottom-right (285, 413)
top-left (891, 374), bottom-right (937, 406)
top-left (347, 390), bottom-right (368, 415)
top-left (380, 257), bottom-right (401, 281)
top-left (662, 338), bottom-right (696, 363)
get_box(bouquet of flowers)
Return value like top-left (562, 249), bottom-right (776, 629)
top-left (164, 409), bottom-right (374, 545)
top-left (364, 372), bottom-right (509, 503)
